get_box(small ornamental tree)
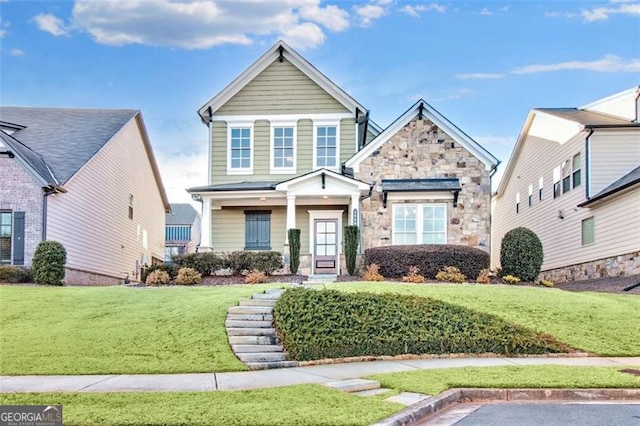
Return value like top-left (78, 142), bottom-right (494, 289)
top-left (288, 229), bottom-right (301, 275)
top-left (344, 225), bottom-right (360, 276)
top-left (500, 227), bottom-right (544, 282)
top-left (32, 240), bottom-right (66, 286)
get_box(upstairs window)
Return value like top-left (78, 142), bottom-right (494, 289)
top-left (538, 176), bottom-right (544, 201)
top-left (562, 160), bottom-right (571, 194)
top-left (272, 126), bottom-right (295, 172)
top-left (516, 192), bottom-right (520, 214)
top-left (0, 211), bottom-right (11, 264)
top-left (553, 166), bottom-right (561, 198)
top-left (245, 211), bottom-right (271, 250)
top-left (572, 153), bottom-right (582, 188)
top-left (528, 185), bottom-right (533, 207)
top-left (315, 125), bottom-right (338, 168)
top-left (229, 127), bottom-right (252, 173)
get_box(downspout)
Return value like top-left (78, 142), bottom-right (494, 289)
top-left (42, 189), bottom-right (52, 240)
top-left (584, 128), bottom-right (594, 200)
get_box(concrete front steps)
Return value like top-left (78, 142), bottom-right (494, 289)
top-left (325, 379), bottom-right (429, 406)
top-left (302, 274), bottom-right (338, 285)
top-left (226, 289), bottom-right (297, 370)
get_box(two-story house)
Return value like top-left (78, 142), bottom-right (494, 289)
top-left (165, 203), bottom-right (201, 261)
top-left (492, 87), bottom-right (640, 282)
top-left (0, 107), bottom-right (170, 284)
top-left (189, 41), bottom-right (499, 275)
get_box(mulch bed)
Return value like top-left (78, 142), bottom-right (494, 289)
top-left (554, 274), bottom-right (640, 294)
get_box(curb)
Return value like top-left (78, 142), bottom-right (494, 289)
top-left (372, 388), bottom-right (640, 426)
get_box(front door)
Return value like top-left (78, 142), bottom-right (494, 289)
top-left (314, 219), bottom-right (338, 274)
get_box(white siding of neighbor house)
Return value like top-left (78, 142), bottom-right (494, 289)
top-left (492, 114), bottom-right (590, 271)
top-left (46, 116), bottom-right (166, 280)
top-left (589, 129), bottom-right (640, 195)
top-left (582, 89), bottom-right (638, 121)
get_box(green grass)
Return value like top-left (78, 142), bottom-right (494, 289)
top-left (327, 283), bottom-right (640, 356)
top-left (368, 365), bottom-right (640, 395)
top-left (0, 385), bottom-right (402, 426)
top-left (0, 284), bottom-right (282, 375)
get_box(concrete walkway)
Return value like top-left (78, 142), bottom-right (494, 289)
top-left (2, 357), bottom-right (639, 393)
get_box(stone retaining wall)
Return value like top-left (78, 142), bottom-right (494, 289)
top-left (539, 250), bottom-right (640, 283)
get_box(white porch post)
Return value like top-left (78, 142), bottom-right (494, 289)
top-left (285, 194), bottom-right (296, 242)
top-left (200, 198), bottom-right (212, 251)
top-left (349, 194), bottom-right (359, 226)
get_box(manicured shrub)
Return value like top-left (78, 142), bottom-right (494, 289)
top-left (172, 252), bottom-right (226, 276)
top-left (344, 225), bottom-right (360, 276)
top-left (288, 229), bottom-right (301, 275)
top-left (540, 279), bottom-right (555, 288)
top-left (362, 263), bottom-right (384, 282)
top-left (175, 267), bottom-right (202, 286)
top-left (227, 251), bottom-right (252, 275)
top-left (402, 266), bottom-right (425, 283)
top-left (32, 240), bottom-right (66, 286)
top-left (364, 244), bottom-right (489, 280)
top-left (0, 266), bottom-right (33, 283)
top-left (141, 264), bottom-right (177, 284)
top-left (476, 268), bottom-right (492, 284)
top-left (250, 251), bottom-right (284, 275)
top-left (145, 270), bottom-right (170, 286)
top-left (274, 288), bottom-right (569, 361)
top-left (435, 266), bottom-right (466, 283)
top-left (245, 270), bottom-right (268, 284)
top-left (502, 275), bottom-right (521, 285)
top-left (500, 227), bottom-right (544, 282)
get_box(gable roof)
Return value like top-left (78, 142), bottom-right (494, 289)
top-left (166, 203), bottom-right (200, 225)
top-left (198, 40), bottom-right (367, 121)
top-left (274, 168), bottom-right (370, 192)
top-left (578, 165), bottom-right (640, 207)
top-left (346, 99), bottom-right (499, 172)
top-left (537, 108), bottom-right (639, 128)
top-left (0, 107), bottom-right (170, 211)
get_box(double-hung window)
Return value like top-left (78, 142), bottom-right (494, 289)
top-left (271, 123), bottom-right (296, 173)
top-left (0, 211), bottom-right (12, 264)
top-left (245, 211), bottom-right (271, 250)
top-left (393, 204), bottom-right (447, 245)
top-left (314, 122), bottom-right (339, 169)
top-left (228, 126), bottom-right (252, 174)
top-left (572, 153), bottom-right (582, 188)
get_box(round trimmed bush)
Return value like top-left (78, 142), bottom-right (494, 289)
top-left (175, 267), bottom-right (202, 285)
top-left (145, 269), bottom-right (170, 286)
top-left (500, 227), bottom-right (544, 282)
top-left (32, 240), bottom-right (66, 286)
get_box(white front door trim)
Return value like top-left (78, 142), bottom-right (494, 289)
top-left (308, 210), bottom-right (343, 274)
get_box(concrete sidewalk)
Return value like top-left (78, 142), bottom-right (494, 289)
top-left (2, 357), bottom-right (639, 393)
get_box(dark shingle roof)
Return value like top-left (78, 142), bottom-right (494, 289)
top-left (579, 165), bottom-right (640, 207)
top-left (537, 108), bottom-right (639, 128)
top-left (0, 107), bottom-right (138, 184)
top-left (381, 178), bottom-right (461, 192)
top-left (166, 203), bottom-right (199, 225)
top-left (188, 181), bottom-right (279, 192)
top-left (0, 130), bottom-right (57, 185)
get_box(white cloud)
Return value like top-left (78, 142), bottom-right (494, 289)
top-left (354, 3), bottom-right (386, 27)
top-left (400, 3), bottom-right (446, 18)
top-left (156, 150), bottom-right (208, 205)
top-left (33, 13), bottom-right (69, 36)
top-left (478, 7), bottom-right (493, 16)
top-left (582, 1), bottom-right (640, 22)
top-left (512, 55), bottom-right (640, 74)
top-left (9, 48), bottom-right (24, 56)
top-left (456, 72), bottom-right (506, 80)
top-left (34, 0), bottom-right (352, 50)
top-left (431, 88), bottom-right (476, 102)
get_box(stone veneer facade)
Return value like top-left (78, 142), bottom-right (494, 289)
top-left (539, 251), bottom-right (640, 283)
top-left (0, 156), bottom-right (44, 265)
top-left (355, 116), bottom-right (492, 252)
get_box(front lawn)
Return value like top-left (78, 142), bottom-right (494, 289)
top-left (328, 283), bottom-right (640, 356)
top-left (0, 385), bottom-right (402, 426)
top-left (0, 285), bottom-right (278, 375)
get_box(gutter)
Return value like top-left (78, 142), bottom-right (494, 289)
top-left (584, 128), bottom-right (594, 200)
top-left (42, 185), bottom-right (67, 240)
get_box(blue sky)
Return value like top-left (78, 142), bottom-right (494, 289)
top-left (1, 0), bottom-right (638, 204)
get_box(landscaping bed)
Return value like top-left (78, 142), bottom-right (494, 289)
top-left (554, 274), bottom-right (640, 294)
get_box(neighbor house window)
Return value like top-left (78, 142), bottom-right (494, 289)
top-left (229, 127), bottom-right (252, 173)
top-left (572, 152), bottom-right (582, 188)
top-left (582, 217), bottom-right (595, 246)
top-left (528, 185), bottom-right (533, 207)
top-left (245, 211), bottom-right (271, 250)
top-left (553, 166), bottom-right (561, 198)
top-left (562, 160), bottom-right (571, 194)
top-left (165, 226), bottom-right (191, 242)
top-left (516, 192), bottom-right (520, 214)
top-left (393, 204), bottom-right (446, 245)
top-left (0, 211), bottom-right (11, 264)
top-left (271, 126), bottom-right (296, 172)
top-left (128, 194), bottom-right (134, 220)
top-left (538, 176), bottom-right (544, 201)
top-left (314, 124), bottom-right (338, 168)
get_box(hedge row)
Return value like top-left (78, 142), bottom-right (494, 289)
top-left (274, 288), bottom-right (568, 361)
top-left (0, 265), bottom-right (33, 283)
top-left (364, 244), bottom-right (489, 279)
top-left (170, 250), bottom-right (283, 276)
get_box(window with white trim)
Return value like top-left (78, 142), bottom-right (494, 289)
top-left (553, 166), bottom-right (561, 198)
top-left (572, 152), bottom-right (582, 188)
top-left (228, 127), bottom-right (252, 173)
top-left (538, 176), bottom-right (544, 201)
top-left (0, 211), bottom-right (11, 264)
top-left (314, 123), bottom-right (339, 169)
top-left (271, 125), bottom-right (296, 172)
top-left (581, 216), bottom-right (594, 246)
top-left (528, 185), bottom-right (533, 207)
top-left (393, 204), bottom-right (447, 245)
top-left (516, 192), bottom-right (520, 214)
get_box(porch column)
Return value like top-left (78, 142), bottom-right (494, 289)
top-left (200, 198), bottom-right (212, 251)
top-left (285, 194), bottom-right (296, 242)
top-left (349, 194), bottom-right (360, 226)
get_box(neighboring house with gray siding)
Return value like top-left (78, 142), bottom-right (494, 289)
top-left (189, 41), bottom-right (498, 275)
top-left (492, 87), bottom-right (640, 282)
top-left (0, 107), bottom-right (170, 284)
top-left (165, 203), bottom-right (201, 261)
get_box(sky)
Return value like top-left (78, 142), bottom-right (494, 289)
top-left (1, 0), bottom-right (638, 205)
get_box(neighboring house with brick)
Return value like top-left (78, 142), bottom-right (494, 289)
top-left (188, 40), bottom-right (498, 275)
top-left (491, 87), bottom-right (640, 282)
top-left (0, 107), bottom-right (170, 284)
top-left (165, 203), bottom-right (201, 261)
